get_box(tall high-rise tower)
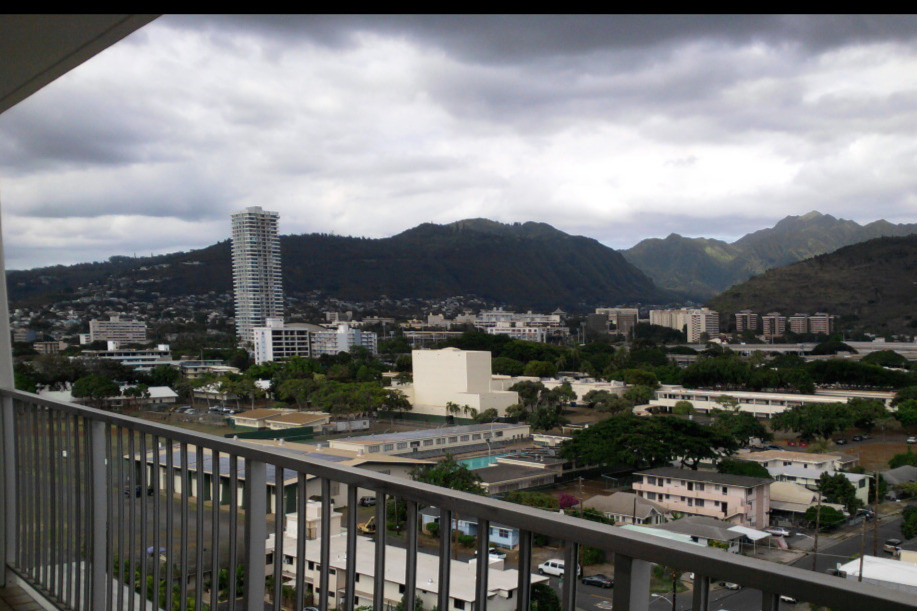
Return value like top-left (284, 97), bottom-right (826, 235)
top-left (231, 206), bottom-right (283, 346)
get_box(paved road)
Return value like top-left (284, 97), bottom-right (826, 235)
top-left (565, 516), bottom-right (915, 611)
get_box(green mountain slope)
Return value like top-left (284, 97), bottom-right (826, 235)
top-left (707, 235), bottom-right (917, 335)
top-left (7, 219), bottom-right (671, 312)
top-left (622, 212), bottom-right (917, 300)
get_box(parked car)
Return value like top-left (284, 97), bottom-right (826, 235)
top-left (884, 538), bottom-right (903, 553)
top-left (766, 527), bottom-right (792, 537)
top-left (719, 581), bottom-right (741, 590)
top-left (537, 559), bottom-right (580, 577)
top-left (581, 574), bottom-right (613, 588)
top-left (907, 437), bottom-right (917, 444)
top-left (474, 548), bottom-right (507, 560)
top-left (358, 496), bottom-right (377, 507)
top-left (835, 438), bottom-right (848, 445)
top-left (852, 435), bottom-right (864, 442)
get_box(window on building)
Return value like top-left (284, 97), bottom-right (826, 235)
top-left (722, 486), bottom-right (728, 495)
top-left (308, 561), bottom-right (314, 570)
top-left (449, 437), bottom-right (458, 443)
top-left (498, 528), bottom-right (509, 537)
top-left (399, 584), bottom-right (405, 594)
top-left (460, 435), bottom-right (470, 441)
top-left (687, 482), bottom-right (694, 491)
top-left (283, 554), bottom-right (294, 565)
top-left (695, 499), bottom-right (704, 508)
top-left (423, 439), bottom-right (433, 446)
top-left (647, 476), bottom-right (656, 486)
top-left (383, 444), bottom-right (394, 451)
top-left (646, 492), bottom-right (656, 500)
top-left (696, 483), bottom-right (704, 492)
top-left (454, 600), bottom-right (465, 610)
top-left (495, 431), bottom-right (503, 437)
top-left (687, 499), bottom-right (693, 506)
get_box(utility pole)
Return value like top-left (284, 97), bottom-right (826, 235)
top-left (671, 568), bottom-right (677, 611)
top-left (812, 493), bottom-right (822, 571)
top-left (858, 503), bottom-right (867, 582)
top-left (873, 471), bottom-right (880, 556)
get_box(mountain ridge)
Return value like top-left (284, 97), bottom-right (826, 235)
top-left (7, 219), bottom-right (671, 313)
top-left (622, 211), bottom-right (917, 299)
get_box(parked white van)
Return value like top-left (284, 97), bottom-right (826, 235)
top-left (537, 559), bottom-right (581, 577)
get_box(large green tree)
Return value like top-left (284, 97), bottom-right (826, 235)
top-left (818, 472), bottom-right (862, 514)
top-left (410, 454), bottom-right (484, 495)
top-left (559, 415), bottom-right (737, 470)
top-left (72, 374), bottom-right (120, 408)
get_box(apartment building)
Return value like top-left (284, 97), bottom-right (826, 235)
top-left (310, 323), bottom-right (378, 357)
top-left (595, 307), bottom-right (639, 335)
top-left (485, 323), bottom-right (547, 343)
top-left (788, 314), bottom-right (809, 335)
top-left (266, 530), bottom-right (546, 610)
top-left (252, 317), bottom-right (325, 364)
top-left (649, 308), bottom-right (719, 342)
top-left (253, 320), bottom-right (378, 364)
top-left (231, 206), bottom-right (283, 346)
top-left (740, 450), bottom-right (866, 505)
top-left (735, 310), bottom-right (759, 333)
top-left (88, 315), bottom-right (147, 344)
top-left (761, 312), bottom-right (787, 338)
top-left (633, 467), bottom-right (770, 527)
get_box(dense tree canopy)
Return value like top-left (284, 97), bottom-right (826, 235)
top-left (717, 459), bottom-right (772, 479)
top-left (559, 415), bottom-right (738, 470)
top-left (771, 399), bottom-right (888, 440)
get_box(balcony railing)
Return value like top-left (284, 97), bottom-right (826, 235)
top-left (1, 388), bottom-right (914, 611)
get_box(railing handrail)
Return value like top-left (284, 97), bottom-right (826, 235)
top-left (3, 387), bottom-right (915, 610)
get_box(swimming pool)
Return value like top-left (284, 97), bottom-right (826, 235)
top-left (458, 453), bottom-right (509, 470)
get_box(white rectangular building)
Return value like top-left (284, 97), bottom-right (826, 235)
top-left (410, 348), bottom-right (518, 417)
top-left (266, 531), bottom-right (546, 611)
top-left (310, 323), bottom-right (378, 357)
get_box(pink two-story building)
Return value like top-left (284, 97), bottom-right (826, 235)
top-left (632, 467), bottom-right (770, 528)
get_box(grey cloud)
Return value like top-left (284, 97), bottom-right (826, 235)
top-left (166, 15), bottom-right (917, 63)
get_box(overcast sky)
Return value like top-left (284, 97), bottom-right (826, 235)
top-left (3, 15), bottom-right (917, 270)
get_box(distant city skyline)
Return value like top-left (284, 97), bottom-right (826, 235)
top-left (2, 15), bottom-right (917, 270)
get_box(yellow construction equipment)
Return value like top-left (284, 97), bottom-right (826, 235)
top-left (357, 515), bottom-right (376, 535)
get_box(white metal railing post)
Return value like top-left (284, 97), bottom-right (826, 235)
top-left (245, 459), bottom-right (267, 610)
top-left (89, 419), bottom-right (108, 610)
top-left (0, 196), bottom-right (16, 588)
top-left (692, 574), bottom-right (711, 610)
top-left (613, 554), bottom-right (651, 611)
top-left (1, 396), bottom-right (15, 587)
